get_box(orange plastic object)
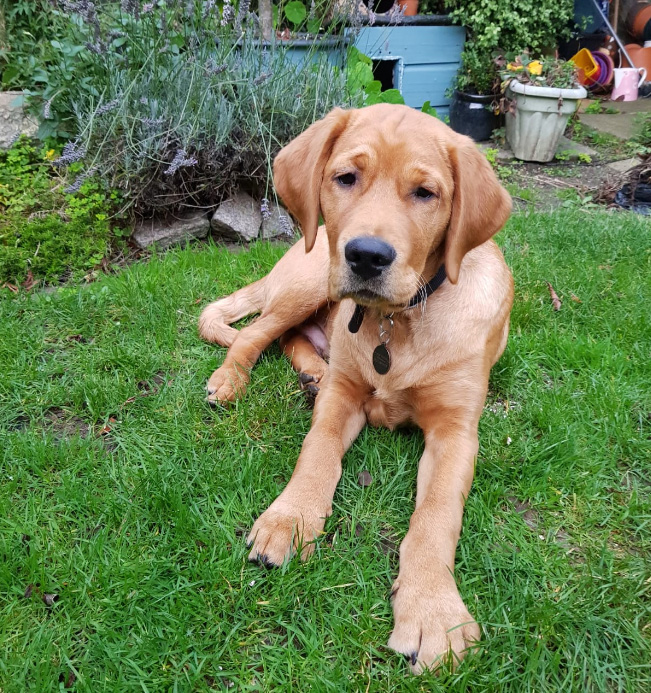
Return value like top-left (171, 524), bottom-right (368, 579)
top-left (572, 48), bottom-right (599, 85)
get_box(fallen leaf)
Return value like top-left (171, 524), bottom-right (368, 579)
top-left (22, 270), bottom-right (37, 291)
top-left (99, 417), bottom-right (116, 435)
top-left (122, 396), bottom-right (137, 405)
top-left (24, 584), bottom-right (34, 598)
top-left (546, 282), bottom-right (562, 311)
top-left (358, 470), bottom-right (373, 487)
top-left (193, 297), bottom-right (203, 305)
top-left (66, 334), bottom-right (86, 343)
top-left (42, 593), bottom-right (59, 606)
top-left (2, 282), bottom-right (19, 293)
top-left (65, 670), bottom-right (76, 688)
top-left (570, 293), bottom-right (582, 303)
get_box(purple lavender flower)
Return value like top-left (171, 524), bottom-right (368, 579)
top-left (279, 214), bottom-right (294, 238)
top-left (95, 99), bottom-right (120, 116)
top-left (121, 0), bottom-right (139, 16)
top-left (164, 149), bottom-right (198, 176)
top-left (206, 60), bottom-right (228, 75)
top-left (142, 3), bottom-right (155, 14)
top-left (85, 41), bottom-right (106, 55)
top-left (236, 0), bottom-right (250, 30)
top-left (53, 140), bottom-right (86, 168)
top-left (59, 1), bottom-right (101, 38)
top-left (202, 0), bottom-right (217, 18)
top-left (260, 198), bottom-right (271, 220)
top-left (253, 72), bottom-right (272, 86)
top-left (142, 116), bottom-right (164, 126)
top-left (43, 98), bottom-right (53, 120)
top-left (221, 0), bottom-right (235, 26)
top-left (388, 2), bottom-right (406, 25)
top-left (64, 166), bottom-right (98, 194)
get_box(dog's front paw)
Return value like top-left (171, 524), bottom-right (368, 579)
top-left (247, 503), bottom-right (327, 565)
top-left (388, 571), bottom-right (479, 675)
top-left (205, 364), bottom-right (249, 404)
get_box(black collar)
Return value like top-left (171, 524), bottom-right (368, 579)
top-left (348, 264), bottom-right (447, 334)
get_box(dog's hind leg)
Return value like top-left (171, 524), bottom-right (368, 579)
top-left (279, 327), bottom-right (329, 402)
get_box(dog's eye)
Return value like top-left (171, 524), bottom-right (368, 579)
top-left (336, 172), bottom-right (356, 187)
top-left (414, 187), bottom-right (435, 200)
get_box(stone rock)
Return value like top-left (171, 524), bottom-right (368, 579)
top-left (211, 192), bottom-right (262, 242)
top-left (132, 213), bottom-right (210, 249)
top-left (607, 157), bottom-right (640, 174)
top-left (261, 202), bottom-right (296, 240)
top-left (0, 91), bottom-right (38, 149)
top-left (554, 136), bottom-right (597, 161)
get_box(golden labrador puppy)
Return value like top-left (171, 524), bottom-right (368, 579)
top-left (199, 104), bottom-right (513, 673)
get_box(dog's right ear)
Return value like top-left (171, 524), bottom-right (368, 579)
top-left (273, 108), bottom-right (351, 252)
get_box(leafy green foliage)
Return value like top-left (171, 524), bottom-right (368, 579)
top-left (284, 0), bottom-right (308, 27)
top-left (346, 47), bottom-right (406, 107)
top-left (0, 1), bottom-right (86, 138)
top-left (445, 0), bottom-right (574, 54)
top-left (501, 53), bottom-right (579, 89)
top-left (455, 45), bottom-right (500, 95)
top-left (0, 137), bottom-right (115, 284)
top-left (42, 2), bottom-right (367, 217)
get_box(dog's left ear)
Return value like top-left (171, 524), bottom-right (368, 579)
top-left (273, 108), bottom-right (351, 252)
top-left (444, 136), bottom-right (512, 283)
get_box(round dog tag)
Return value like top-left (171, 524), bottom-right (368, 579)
top-left (372, 344), bottom-right (391, 374)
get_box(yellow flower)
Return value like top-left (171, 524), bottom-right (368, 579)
top-left (45, 149), bottom-right (56, 161)
top-left (528, 60), bottom-right (543, 76)
top-left (507, 62), bottom-right (524, 72)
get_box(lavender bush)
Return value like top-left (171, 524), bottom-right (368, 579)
top-left (53, 0), bottom-right (364, 217)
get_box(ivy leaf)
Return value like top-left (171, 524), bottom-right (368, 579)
top-left (378, 89), bottom-right (405, 105)
top-left (421, 100), bottom-right (439, 118)
top-left (285, 1), bottom-right (307, 27)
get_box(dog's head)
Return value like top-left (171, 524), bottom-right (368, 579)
top-left (274, 104), bottom-right (511, 311)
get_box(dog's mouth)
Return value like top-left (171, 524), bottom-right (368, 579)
top-left (341, 288), bottom-right (403, 310)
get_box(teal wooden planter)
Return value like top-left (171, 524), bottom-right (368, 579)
top-left (279, 36), bottom-right (349, 68)
top-left (351, 16), bottom-right (465, 116)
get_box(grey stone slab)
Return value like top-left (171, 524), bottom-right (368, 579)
top-left (555, 136), bottom-right (597, 160)
top-left (607, 157), bottom-right (641, 173)
top-left (132, 213), bottom-right (210, 249)
top-left (211, 192), bottom-right (262, 242)
top-left (0, 91), bottom-right (38, 149)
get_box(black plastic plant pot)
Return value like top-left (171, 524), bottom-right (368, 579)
top-left (448, 90), bottom-right (501, 142)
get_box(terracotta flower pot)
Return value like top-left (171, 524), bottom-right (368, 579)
top-left (398, 0), bottom-right (419, 16)
top-left (628, 3), bottom-right (651, 41)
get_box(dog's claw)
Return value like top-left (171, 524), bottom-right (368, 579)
top-left (298, 372), bottom-right (315, 385)
top-left (257, 554), bottom-right (278, 569)
top-left (410, 652), bottom-right (418, 666)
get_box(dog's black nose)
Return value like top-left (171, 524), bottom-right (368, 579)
top-left (344, 237), bottom-right (396, 280)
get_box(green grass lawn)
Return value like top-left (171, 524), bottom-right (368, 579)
top-left (1, 209), bottom-right (649, 691)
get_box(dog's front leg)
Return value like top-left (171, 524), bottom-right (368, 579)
top-left (388, 409), bottom-right (482, 674)
top-left (247, 377), bottom-right (367, 566)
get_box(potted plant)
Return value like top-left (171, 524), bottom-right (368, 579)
top-left (500, 53), bottom-right (587, 162)
top-left (448, 44), bottom-right (501, 141)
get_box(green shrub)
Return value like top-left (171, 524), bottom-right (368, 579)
top-left (41, 1), bottom-right (366, 217)
top-left (0, 137), bottom-right (114, 285)
top-left (445, 0), bottom-right (574, 54)
top-left (454, 45), bottom-right (500, 95)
